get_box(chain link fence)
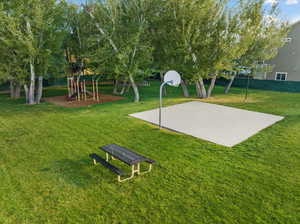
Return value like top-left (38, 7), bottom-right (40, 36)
top-left (217, 78), bottom-right (300, 93)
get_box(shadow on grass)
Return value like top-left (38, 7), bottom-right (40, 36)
top-left (41, 158), bottom-right (95, 188)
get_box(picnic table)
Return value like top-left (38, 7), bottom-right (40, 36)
top-left (90, 144), bottom-right (155, 182)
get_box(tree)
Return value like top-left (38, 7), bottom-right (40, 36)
top-left (224, 0), bottom-right (289, 94)
top-left (62, 3), bottom-right (93, 101)
top-left (85, 0), bottom-right (153, 102)
top-left (0, 0), bottom-right (67, 104)
top-left (154, 0), bottom-right (288, 99)
top-left (0, 2), bottom-right (28, 99)
top-left (155, 0), bottom-right (230, 98)
top-left (0, 0), bottom-right (289, 103)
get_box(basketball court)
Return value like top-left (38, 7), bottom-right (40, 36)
top-left (130, 101), bottom-right (284, 147)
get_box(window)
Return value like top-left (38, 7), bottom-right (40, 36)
top-left (275, 72), bottom-right (287, 81)
top-left (282, 37), bottom-right (292, 43)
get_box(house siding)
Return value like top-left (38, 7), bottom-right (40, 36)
top-left (266, 22), bottom-right (300, 81)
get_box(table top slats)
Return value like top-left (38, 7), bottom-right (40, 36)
top-left (100, 144), bottom-right (148, 165)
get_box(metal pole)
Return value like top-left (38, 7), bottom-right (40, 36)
top-left (159, 81), bottom-right (172, 129)
top-left (245, 73), bottom-right (251, 101)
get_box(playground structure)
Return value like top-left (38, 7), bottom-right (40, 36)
top-left (67, 75), bottom-right (102, 102)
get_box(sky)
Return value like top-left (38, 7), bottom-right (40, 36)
top-left (265, 0), bottom-right (300, 23)
top-left (69, 0), bottom-right (300, 24)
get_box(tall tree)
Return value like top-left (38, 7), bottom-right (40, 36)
top-left (224, 0), bottom-right (289, 94)
top-left (154, 0), bottom-right (288, 98)
top-left (0, 0), bottom-right (67, 104)
top-left (156, 0), bottom-right (230, 98)
top-left (0, 2), bottom-right (28, 99)
top-left (85, 0), bottom-right (153, 102)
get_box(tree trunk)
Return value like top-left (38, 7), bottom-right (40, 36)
top-left (28, 59), bottom-right (36, 104)
top-left (24, 84), bottom-right (29, 104)
top-left (15, 84), bottom-right (21, 99)
top-left (67, 78), bottom-right (71, 97)
top-left (181, 80), bottom-right (189, 97)
top-left (129, 74), bottom-right (140, 102)
top-left (76, 76), bottom-right (81, 101)
top-left (86, 10), bottom-right (119, 53)
top-left (207, 75), bottom-right (217, 98)
top-left (9, 81), bottom-right (15, 99)
top-left (198, 77), bottom-right (207, 98)
top-left (195, 81), bottom-right (202, 98)
top-left (36, 76), bottom-right (43, 104)
top-left (10, 81), bottom-right (21, 99)
top-left (120, 80), bottom-right (128, 95)
top-left (113, 80), bottom-right (120, 94)
top-left (26, 20), bottom-right (35, 104)
top-left (225, 74), bottom-right (236, 94)
top-left (125, 82), bottom-right (131, 93)
top-left (10, 81), bottom-right (15, 99)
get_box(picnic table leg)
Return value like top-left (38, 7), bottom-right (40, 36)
top-left (106, 153), bottom-right (116, 161)
top-left (137, 163), bottom-right (141, 175)
top-left (140, 163), bottom-right (153, 174)
top-left (118, 164), bottom-right (140, 183)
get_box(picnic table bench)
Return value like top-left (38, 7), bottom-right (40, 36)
top-left (89, 144), bottom-right (155, 182)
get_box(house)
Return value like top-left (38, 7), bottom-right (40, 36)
top-left (265, 21), bottom-right (300, 81)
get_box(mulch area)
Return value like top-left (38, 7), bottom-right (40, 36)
top-left (44, 94), bottom-right (125, 108)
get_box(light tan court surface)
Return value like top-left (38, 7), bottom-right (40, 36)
top-left (130, 102), bottom-right (284, 147)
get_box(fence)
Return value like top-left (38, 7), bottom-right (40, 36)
top-left (0, 82), bottom-right (9, 91)
top-left (217, 78), bottom-right (300, 93)
top-left (0, 76), bottom-right (116, 91)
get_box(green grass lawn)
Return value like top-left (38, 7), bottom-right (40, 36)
top-left (0, 83), bottom-right (299, 224)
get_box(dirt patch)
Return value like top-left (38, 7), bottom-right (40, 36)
top-left (199, 96), bottom-right (260, 104)
top-left (44, 94), bottom-right (125, 108)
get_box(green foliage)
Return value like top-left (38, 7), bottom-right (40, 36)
top-left (0, 0), bottom-right (67, 84)
top-left (237, 0), bottom-right (290, 69)
top-left (0, 0), bottom-right (290, 100)
top-left (87, 0), bottom-right (154, 81)
top-left (63, 3), bottom-right (91, 75)
top-left (0, 2), bottom-right (28, 84)
top-left (152, 0), bottom-right (289, 84)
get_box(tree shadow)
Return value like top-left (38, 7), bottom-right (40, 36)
top-left (40, 158), bottom-right (96, 188)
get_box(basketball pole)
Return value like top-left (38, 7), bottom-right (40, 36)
top-left (159, 81), bottom-right (172, 129)
top-left (245, 73), bottom-right (251, 102)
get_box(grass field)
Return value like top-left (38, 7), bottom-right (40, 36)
top-left (0, 83), bottom-right (299, 224)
